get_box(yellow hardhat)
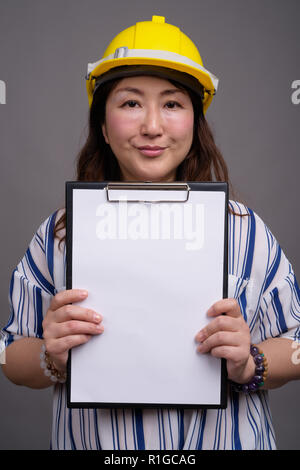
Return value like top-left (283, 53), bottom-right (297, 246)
top-left (86, 15), bottom-right (219, 113)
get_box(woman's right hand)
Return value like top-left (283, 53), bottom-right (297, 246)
top-left (42, 289), bottom-right (104, 373)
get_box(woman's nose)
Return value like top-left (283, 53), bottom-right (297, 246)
top-left (140, 106), bottom-right (163, 137)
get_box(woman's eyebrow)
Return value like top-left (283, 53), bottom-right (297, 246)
top-left (115, 87), bottom-right (143, 96)
top-left (161, 89), bottom-right (186, 96)
top-left (114, 87), bottom-right (186, 96)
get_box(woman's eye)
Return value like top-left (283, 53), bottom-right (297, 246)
top-left (123, 100), bottom-right (139, 108)
top-left (165, 101), bottom-right (181, 109)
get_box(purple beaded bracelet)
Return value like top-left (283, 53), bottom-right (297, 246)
top-left (231, 344), bottom-right (268, 393)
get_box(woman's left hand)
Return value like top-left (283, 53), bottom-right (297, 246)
top-left (195, 299), bottom-right (255, 384)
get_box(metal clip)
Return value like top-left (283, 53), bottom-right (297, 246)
top-left (114, 47), bottom-right (129, 59)
top-left (106, 182), bottom-right (190, 203)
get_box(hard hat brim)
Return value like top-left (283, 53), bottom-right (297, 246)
top-left (93, 65), bottom-right (205, 100)
top-left (86, 53), bottom-right (218, 113)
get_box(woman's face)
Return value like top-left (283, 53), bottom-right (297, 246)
top-left (102, 75), bottom-right (194, 182)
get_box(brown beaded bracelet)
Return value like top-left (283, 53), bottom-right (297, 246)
top-left (231, 344), bottom-right (268, 393)
top-left (40, 344), bottom-right (67, 384)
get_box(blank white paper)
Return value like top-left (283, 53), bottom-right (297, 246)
top-left (69, 186), bottom-right (226, 406)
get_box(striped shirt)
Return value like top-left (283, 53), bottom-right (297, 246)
top-left (2, 201), bottom-right (300, 450)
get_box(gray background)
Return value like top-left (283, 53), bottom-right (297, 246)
top-left (0, 0), bottom-right (299, 450)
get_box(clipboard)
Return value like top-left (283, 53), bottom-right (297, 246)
top-left (66, 181), bottom-right (228, 409)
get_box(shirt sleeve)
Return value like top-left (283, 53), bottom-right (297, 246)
top-left (2, 212), bottom-right (58, 347)
top-left (257, 221), bottom-right (300, 342)
top-left (228, 201), bottom-right (300, 344)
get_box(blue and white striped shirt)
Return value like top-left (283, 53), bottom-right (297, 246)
top-left (2, 201), bottom-right (300, 450)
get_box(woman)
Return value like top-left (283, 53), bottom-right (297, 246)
top-left (2, 16), bottom-right (300, 450)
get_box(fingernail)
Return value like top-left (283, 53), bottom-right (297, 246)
top-left (93, 314), bottom-right (102, 323)
top-left (196, 331), bottom-right (204, 342)
top-left (80, 290), bottom-right (88, 298)
top-left (96, 324), bottom-right (104, 332)
top-left (206, 307), bottom-right (214, 316)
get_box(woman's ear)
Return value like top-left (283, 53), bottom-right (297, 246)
top-left (102, 123), bottom-right (109, 144)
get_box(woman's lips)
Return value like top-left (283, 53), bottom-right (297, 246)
top-left (136, 146), bottom-right (167, 157)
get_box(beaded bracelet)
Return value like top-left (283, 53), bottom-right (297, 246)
top-left (40, 344), bottom-right (67, 384)
top-left (231, 344), bottom-right (268, 393)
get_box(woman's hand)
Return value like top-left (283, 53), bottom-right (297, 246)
top-left (42, 289), bottom-right (104, 373)
top-left (195, 299), bottom-right (255, 384)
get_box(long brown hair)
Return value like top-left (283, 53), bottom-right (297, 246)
top-left (54, 76), bottom-right (236, 244)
